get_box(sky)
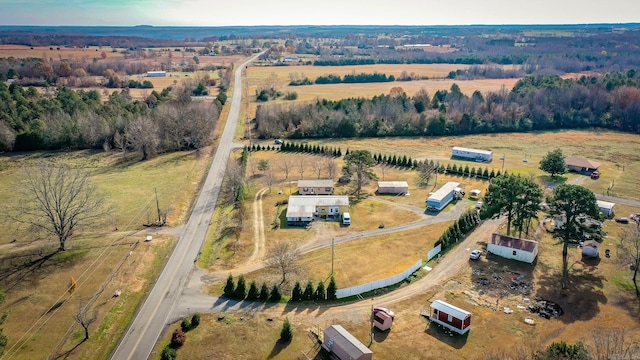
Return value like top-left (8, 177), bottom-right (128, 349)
top-left (1, 0), bottom-right (639, 26)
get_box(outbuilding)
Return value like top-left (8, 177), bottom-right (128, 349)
top-left (487, 233), bottom-right (539, 264)
top-left (373, 311), bottom-right (393, 331)
top-left (146, 71), bottom-right (166, 77)
top-left (322, 325), bottom-right (373, 360)
top-left (452, 146), bottom-right (493, 162)
top-left (565, 156), bottom-right (600, 173)
top-left (427, 182), bottom-right (460, 211)
top-left (429, 300), bottom-right (472, 335)
top-left (597, 200), bottom-right (615, 217)
top-left (469, 189), bottom-right (481, 199)
top-left (298, 179), bottom-right (334, 195)
top-left (377, 181), bottom-right (409, 195)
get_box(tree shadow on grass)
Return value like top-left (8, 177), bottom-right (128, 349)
top-left (267, 338), bottom-right (291, 359)
top-left (55, 338), bottom-right (87, 360)
top-left (0, 250), bottom-right (59, 291)
top-left (424, 321), bottom-right (469, 349)
top-left (533, 262), bottom-right (607, 323)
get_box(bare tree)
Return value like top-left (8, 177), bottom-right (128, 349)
top-left (279, 158), bottom-right (292, 180)
top-left (416, 160), bottom-right (438, 186)
top-left (379, 163), bottom-right (387, 181)
top-left (324, 157), bottom-right (337, 180)
top-left (249, 158), bottom-right (259, 177)
top-left (297, 157), bottom-right (305, 180)
top-left (265, 242), bottom-right (300, 285)
top-left (311, 157), bottom-right (323, 179)
top-left (113, 130), bottom-right (127, 161)
top-left (589, 327), bottom-right (639, 360)
top-left (265, 166), bottom-right (275, 193)
top-left (617, 225), bottom-right (640, 298)
top-left (9, 162), bottom-right (109, 251)
top-left (74, 299), bottom-right (97, 341)
top-left (126, 115), bottom-right (160, 161)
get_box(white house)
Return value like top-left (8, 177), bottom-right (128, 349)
top-left (452, 146), bottom-right (493, 162)
top-left (322, 325), bottom-right (372, 360)
top-left (427, 182), bottom-right (460, 211)
top-left (146, 71), bottom-right (166, 77)
top-left (377, 181), bottom-right (409, 195)
top-left (488, 233), bottom-right (539, 264)
top-left (597, 200), bottom-right (615, 217)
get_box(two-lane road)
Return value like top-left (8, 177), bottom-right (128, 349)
top-left (110, 54), bottom-right (260, 360)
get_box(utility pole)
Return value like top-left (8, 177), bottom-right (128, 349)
top-left (501, 154), bottom-right (505, 173)
top-left (155, 187), bottom-right (161, 223)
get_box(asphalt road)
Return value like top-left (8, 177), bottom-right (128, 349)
top-left (109, 54), bottom-right (260, 360)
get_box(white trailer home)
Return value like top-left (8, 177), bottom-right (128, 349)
top-left (452, 146), bottom-right (493, 162)
top-left (427, 182), bottom-right (460, 211)
top-left (377, 181), bottom-right (409, 195)
top-left (487, 233), bottom-right (539, 264)
top-left (322, 325), bottom-right (372, 360)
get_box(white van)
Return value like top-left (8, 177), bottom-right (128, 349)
top-left (342, 212), bottom-right (351, 225)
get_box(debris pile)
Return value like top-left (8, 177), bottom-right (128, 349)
top-left (472, 269), bottom-right (532, 297)
top-left (528, 297), bottom-right (564, 319)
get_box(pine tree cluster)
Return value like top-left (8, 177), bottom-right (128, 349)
top-left (434, 210), bottom-right (481, 250)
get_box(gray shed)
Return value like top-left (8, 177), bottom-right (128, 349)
top-left (322, 325), bottom-right (372, 360)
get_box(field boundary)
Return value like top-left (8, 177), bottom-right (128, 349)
top-left (336, 259), bottom-right (422, 298)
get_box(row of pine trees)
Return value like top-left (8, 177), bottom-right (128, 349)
top-left (223, 275), bottom-right (338, 302)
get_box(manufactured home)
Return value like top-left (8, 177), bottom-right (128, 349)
top-left (452, 146), bottom-right (493, 162)
top-left (597, 200), bottom-right (615, 217)
top-left (429, 300), bottom-right (472, 335)
top-left (146, 71), bottom-right (166, 77)
top-left (297, 179), bottom-right (334, 195)
top-left (565, 156), bottom-right (600, 173)
top-left (377, 181), bottom-right (409, 195)
top-left (427, 182), bottom-right (460, 211)
top-left (322, 325), bottom-right (373, 360)
top-left (286, 195), bottom-right (349, 225)
top-left (487, 233), bottom-right (539, 264)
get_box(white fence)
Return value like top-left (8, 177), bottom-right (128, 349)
top-left (427, 243), bottom-right (442, 261)
top-left (335, 259), bottom-right (423, 299)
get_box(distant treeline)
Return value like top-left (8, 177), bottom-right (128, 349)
top-left (254, 72), bottom-right (640, 139)
top-left (289, 72), bottom-right (395, 86)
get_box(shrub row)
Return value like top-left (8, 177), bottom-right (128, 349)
top-left (223, 275), bottom-right (282, 302)
top-left (289, 277), bottom-right (338, 302)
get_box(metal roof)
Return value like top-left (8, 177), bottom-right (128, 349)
top-left (596, 200), bottom-right (615, 210)
top-left (324, 325), bottom-right (372, 358)
top-left (297, 179), bottom-right (334, 188)
top-left (565, 156), bottom-right (601, 169)
top-left (490, 233), bottom-right (538, 253)
top-left (452, 146), bottom-right (493, 155)
top-left (427, 182), bottom-right (460, 202)
top-left (286, 196), bottom-right (349, 218)
top-left (378, 181), bottom-right (409, 188)
top-left (430, 300), bottom-right (471, 320)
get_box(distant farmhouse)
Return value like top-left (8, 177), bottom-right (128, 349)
top-left (488, 233), bottom-right (539, 264)
top-left (297, 179), bottom-right (334, 195)
top-left (452, 146), bottom-right (493, 162)
top-left (146, 71), bottom-right (166, 77)
top-left (286, 195), bottom-right (349, 225)
top-left (565, 156), bottom-right (600, 173)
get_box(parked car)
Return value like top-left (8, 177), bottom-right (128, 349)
top-left (615, 217), bottom-right (630, 224)
top-left (274, 139), bottom-right (283, 145)
top-left (373, 306), bottom-right (395, 319)
top-left (470, 250), bottom-right (482, 260)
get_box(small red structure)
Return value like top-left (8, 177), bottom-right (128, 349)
top-left (429, 300), bottom-right (472, 335)
top-left (590, 171), bottom-right (600, 180)
top-left (373, 310), bottom-right (393, 331)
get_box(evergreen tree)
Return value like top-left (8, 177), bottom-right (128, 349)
top-left (470, 167), bottom-right (476, 177)
top-left (463, 165), bottom-right (470, 177)
top-left (327, 276), bottom-right (338, 300)
top-left (315, 281), bottom-right (326, 301)
top-left (280, 318), bottom-right (293, 342)
top-left (401, 155), bottom-right (408, 167)
top-left (247, 281), bottom-right (260, 300)
top-left (451, 164), bottom-right (458, 174)
top-left (303, 281), bottom-right (314, 301)
top-left (337, 148), bottom-right (342, 157)
top-left (446, 163), bottom-right (452, 173)
top-left (269, 285), bottom-right (282, 301)
top-left (483, 168), bottom-right (490, 178)
top-left (223, 274), bottom-right (235, 298)
top-left (234, 275), bottom-right (247, 299)
top-left (382, 155), bottom-right (387, 164)
top-left (291, 281), bottom-right (302, 301)
top-left (345, 148), bottom-right (350, 156)
top-left (439, 164), bottom-right (445, 173)
top-left (490, 169), bottom-right (496, 178)
top-left (412, 159), bottom-right (418, 168)
top-left (259, 282), bottom-right (270, 301)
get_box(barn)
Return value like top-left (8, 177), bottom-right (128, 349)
top-left (565, 156), bottom-right (600, 173)
top-left (146, 71), bottom-right (166, 77)
top-left (377, 181), bottom-right (409, 195)
top-left (427, 182), bottom-right (460, 211)
top-left (597, 200), bottom-right (615, 217)
top-left (322, 325), bottom-right (373, 360)
top-left (286, 195), bottom-right (349, 225)
top-left (452, 146), bottom-right (493, 162)
top-left (429, 300), bottom-right (472, 335)
top-left (298, 179), bottom-right (334, 195)
top-left (487, 233), bottom-right (539, 264)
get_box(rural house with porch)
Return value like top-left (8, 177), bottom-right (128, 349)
top-left (297, 179), bottom-right (334, 195)
top-left (565, 156), bottom-right (600, 173)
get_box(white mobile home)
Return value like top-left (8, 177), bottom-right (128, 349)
top-left (377, 181), bottom-right (409, 195)
top-left (427, 182), bottom-right (460, 211)
top-left (597, 200), bottom-right (615, 217)
top-left (487, 233), bottom-right (539, 264)
top-left (286, 195), bottom-right (349, 225)
top-left (146, 71), bottom-right (166, 77)
top-left (452, 146), bottom-right (493, 162)
top-left (322, 325), bottom-right (372, 360)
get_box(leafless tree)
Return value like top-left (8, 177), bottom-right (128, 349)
top-left (617, 225), bottom-right (640, 298)
top-left (588, 327), bottom-right (639, 360)
top-left (249, 158), bottom-right (259, 177)
top-left (297, 157), bottom-right (305, 180)
top-left (9, 162), bottom-right (109, 252)
top-left (311, 157), bottom-right (323, 179)
top-left (226, 161), bottom-right (245, 205)
top-left (265, 242), bottom-right (300, 285)
top-left (126, 115), bottom-right (159, 160)
top-left (265, 166), bottom-right (275, 193)
top-left (379, 163), bottom-right (387, 181)
top-left (417, 160), bottom-right (438, 186)
top-left (73, 299), bottom-right (97, 341)
top-left (324, 157), bottom-right (337, 180)
top-left (113, 130), bottom-right (127, 161)
top-left (279, 158), bottom-right (292, 180)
